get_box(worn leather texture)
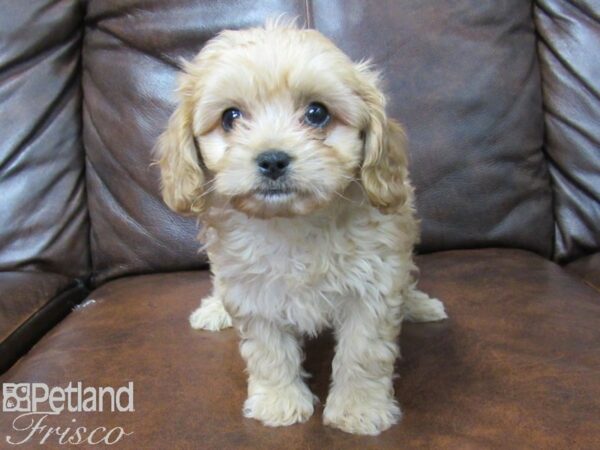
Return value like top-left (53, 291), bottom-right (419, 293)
top-left (82, 0), bottom-right (553, 284)
top-left (2, 250), bottom-right (599, 449)
top-left (0, 0), bottom-right (90, 278)
top-left (0, 272), bottom-right (70, 343)
top-left (0, 278), bottom-right (89, 374)
top-left (566, 252), bottom-right (600, 293)
top-left (534, 0), bottom-right (600, 262)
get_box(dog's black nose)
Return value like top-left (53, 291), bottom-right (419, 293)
top-left (256, 150), bottom-right (291, 180)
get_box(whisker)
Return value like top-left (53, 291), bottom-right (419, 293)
top-left (333, 190), bottom-right (357, 204)
top-left (318, 291), bottom-right (335, 310)
top-left (201, 178), bottom-right (216, 187)
top-left (349, 178), bottom-right (369, 202)
top-left (196, 184), bottom-right (218, 200)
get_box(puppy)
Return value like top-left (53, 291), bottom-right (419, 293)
top-left (157, 19), bottom-right (447, 436)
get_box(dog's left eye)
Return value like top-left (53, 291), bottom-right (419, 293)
top-left (222, 108), bottom-right (242, 131)
top-left (304, 102), bottom-right (330, 128)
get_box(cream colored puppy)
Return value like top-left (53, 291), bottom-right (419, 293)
top-left (157, 19), bottom-right (447, 436)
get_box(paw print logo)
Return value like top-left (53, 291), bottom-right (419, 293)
top-left (2, 384), bottom-right (31, 412)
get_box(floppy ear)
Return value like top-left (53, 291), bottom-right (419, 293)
top-left (358, 67), bottom-right (411, 214)
top-left (155, 72), bottom-right (207, 215)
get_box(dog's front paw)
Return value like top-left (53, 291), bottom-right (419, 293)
top-left (189, 296), bottom-right (232, 331)
top-left (323, 394), bottom-right (401, 435)
top-left (243, 381), bottom-right (316, 427)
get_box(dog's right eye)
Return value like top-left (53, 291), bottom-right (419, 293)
top-left (222, 108), bottom-right (242, 131)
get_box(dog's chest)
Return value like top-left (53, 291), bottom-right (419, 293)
top-left (204, 206), bottom-right (410, 332)
top-left (214, 212), bottom-right (348, 288)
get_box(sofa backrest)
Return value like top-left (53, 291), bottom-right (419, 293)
top-left (2, 1), bottom-right (598, 286)
top-left (0, 0), bottom-right (89, 278)
top-left (534, 0), bottom-right (600, 263)
top-left (82, 0), bottom-right (555, 284)
top-left (311, 1), bottom-right (554, 256)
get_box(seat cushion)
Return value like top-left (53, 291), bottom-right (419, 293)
top-left (566, 252), bottom-right (600, 293)
top-left (0, 272), bottom-right (70, 343)
top-left (1, 249), bottom-right (599, 448)
top-left (0, 272), bottom-right (89, 373)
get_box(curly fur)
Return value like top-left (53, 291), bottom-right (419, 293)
top-left (156, 19), bottom-right (447, 435)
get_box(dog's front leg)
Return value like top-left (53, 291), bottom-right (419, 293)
top-left (323, 299), bottom-right (402, 435)
top-left (189, 276), bottom-right (233, 331)
top-left (239, 317), bottom-right (316, 427)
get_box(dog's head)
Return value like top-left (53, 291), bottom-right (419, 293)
top-left (157, 19), bottom-right (409, 218)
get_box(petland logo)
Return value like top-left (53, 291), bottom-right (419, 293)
top-left (2, 382), bottom-right (134, 445)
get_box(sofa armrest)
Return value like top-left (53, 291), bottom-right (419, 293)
top-left (0, 272), bottom-right (89, 373)
top-left (565, 253), bottom-right (600, 293)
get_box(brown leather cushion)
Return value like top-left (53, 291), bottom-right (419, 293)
top-left (2, 249), bottom-right (598, 448)
top-left (535, 0), bottom-right (600, 262)
top-left (0, 0), bottom-right (90, 278)
top-left (0, 272), bottom-right (70, 342)
top-left (82, 1), bottom-right (553, 284)
top-left (0, 272), bottom-right (89, 373)
top-left (82, 1), bottom-right (308, 285)
top-left (566, 252), bottom-right (600, 293)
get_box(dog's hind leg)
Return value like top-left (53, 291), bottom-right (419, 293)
top-left (402, 287), bottom-right (447, 323)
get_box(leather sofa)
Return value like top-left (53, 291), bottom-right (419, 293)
top-left (1, 1), bottom-right (599, 448)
